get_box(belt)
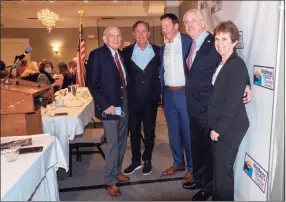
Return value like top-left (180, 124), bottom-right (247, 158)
top-left (167, 86), bottom-right (185, 92)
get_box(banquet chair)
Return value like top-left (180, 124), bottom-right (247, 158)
top-left (69, 128), bottom-right (105, 177)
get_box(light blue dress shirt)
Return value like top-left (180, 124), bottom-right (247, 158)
top-left (131, 42), bottom-right (155, 70)
top-left (190, 30), bottom-right (209, 63)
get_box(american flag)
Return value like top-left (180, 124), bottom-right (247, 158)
top-left (76, 22), bottom-right (86, 87)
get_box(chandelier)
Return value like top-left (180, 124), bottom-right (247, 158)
top-left (37, 9), bottom-right (59, 33)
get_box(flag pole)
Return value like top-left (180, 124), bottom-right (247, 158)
top-left (78, 9), bottom-right (84, 24)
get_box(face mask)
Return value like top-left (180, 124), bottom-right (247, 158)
top-left (102, 107), bottom-right (125, 117)
top-left (44, 67), bottom-right (52, 74)
top-left (115, 107), bottom-right (125, 117)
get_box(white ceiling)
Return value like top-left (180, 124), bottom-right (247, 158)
top-left (1, 0), bottom-right (165, 28)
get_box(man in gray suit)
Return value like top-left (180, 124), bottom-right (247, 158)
top-left (87, 26), bottom-right (129, 197)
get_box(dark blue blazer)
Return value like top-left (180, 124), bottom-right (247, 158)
top-left (185, 33), bottom-right (251, 119)
top-left (122, 43), bottom-right (161, 109)
top-left (160, 33), bottom-right (192, 92)
top-left (185, 33), bottom-right (221, 119)
top-left (86, 44), bottom-right (129, 120)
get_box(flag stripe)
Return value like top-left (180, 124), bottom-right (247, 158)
top-left (76, 22), bottom-right (86, 87)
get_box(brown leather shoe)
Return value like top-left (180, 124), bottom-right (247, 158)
top-left (181, 171), bottom-right (194, 184)
top-left (106, 185), bottom-right (121, 196)
top-left (118, 173), bottom-right (130, 182)
top-left (162, 165), bottom-right (186, 176)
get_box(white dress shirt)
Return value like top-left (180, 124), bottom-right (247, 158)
top-left (163, 32), bottom-right (185, 87)
top-left (108, 46), bottom-right (127, 84)
top-left (212, 63), bottom-right (224, 85)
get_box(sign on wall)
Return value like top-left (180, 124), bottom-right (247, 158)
top-left (243, 153), bottom-right (269, 193)
top-left (253, 65), bottom-right (275, 90)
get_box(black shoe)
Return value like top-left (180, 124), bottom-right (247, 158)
top-left (142, 161), bottom-right (152, 175)
top-left (123, 162), bottom-right (142, 175)
top-left (191, 190), bottom-right (211, 201)
top-left (182, 181), bottom-right (200, 190)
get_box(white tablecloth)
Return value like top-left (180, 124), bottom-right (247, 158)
top-left (1, 134), bottom-right (68, 201)
top-left (42, 96), bottom-right (94, 167)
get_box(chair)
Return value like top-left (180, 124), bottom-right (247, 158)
top-left (69, 128), bottom-right (105, 177)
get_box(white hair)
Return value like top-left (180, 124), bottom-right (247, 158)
top-left (103, 26), bottom-right (121, 37)
top-left (183, 9), bottom-right (205, 24)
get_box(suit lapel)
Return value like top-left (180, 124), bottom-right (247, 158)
top-left (104, 44), bottom-right (128, 82)
top-left (190, 33), bottom-right (214, 72)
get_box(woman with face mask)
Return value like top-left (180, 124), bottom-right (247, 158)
top-left (38, 60), bottom-right (62, 91)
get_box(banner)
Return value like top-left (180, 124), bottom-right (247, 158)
top-left (198, 1), bottom-right (280, 200)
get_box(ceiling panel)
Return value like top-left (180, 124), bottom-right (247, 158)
top-left (1, 0), bottom-right (165, 28)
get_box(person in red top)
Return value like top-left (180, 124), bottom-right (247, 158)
top-left (17, 60), bottom-right (27, 77)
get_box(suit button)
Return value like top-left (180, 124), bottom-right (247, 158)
top-left (142, 81), bottom-right (144, 83)
top-left (209, 102), bottom-right (211, 105)
top-left (121, 97), bottom-right (123, 99)
top-left (121, 86), bottom-right (123, 89)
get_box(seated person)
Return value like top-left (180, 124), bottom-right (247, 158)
top-left (38, 60), bottom-right (62, 92)
top-left (17, 60), bottom-right (27, 77)
top-left (21, 61), bottom-right (40, 82)
top-left (58, 62), bottom-right (75, 89)
top-left (0, 60), bottom-right (9, 79)
top-left (68, 61), bottom-right (77, 85)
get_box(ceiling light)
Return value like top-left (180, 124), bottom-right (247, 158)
top-left (37, 8), bottom-right (59, 33)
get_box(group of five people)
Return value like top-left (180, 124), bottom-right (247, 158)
top-left (87, 9), bottom-right (251, 201)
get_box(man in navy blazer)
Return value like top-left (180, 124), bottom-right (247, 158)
top-left (86, 26), bottom-right (130, 197)
top-left (159, 13), bottom-right (194, 184)
top-left (182, 9), bottom-right (252, 201)
top-left (122, 21), bottom-right (161, 176)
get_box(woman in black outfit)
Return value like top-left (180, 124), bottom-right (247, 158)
top-left (58, 62), bottom-right (76, 89)
top-left (208, 21), bottom-right (250, 201)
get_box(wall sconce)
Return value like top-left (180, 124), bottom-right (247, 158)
top-left (53, 47), bottom-right (59, 54)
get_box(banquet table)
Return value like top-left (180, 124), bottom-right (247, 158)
top-left (41, 91), bottom-right (94, 167)
top-left (1, 134), bottom-right (67, 201)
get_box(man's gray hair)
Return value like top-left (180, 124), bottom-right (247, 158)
top-left (103, 26), bottom-right (121, 37)
top-left (183, 9), bottom-right (205, 23)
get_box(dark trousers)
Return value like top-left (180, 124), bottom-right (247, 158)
top-left (212, 129), bottom-right (247, 201)
top-left (129, 103), bottom-right (158, 163)
top-left (164, 88), bottom-right (192, 171)
top-left (102, 96), bottom-right (129, 185)
top-left (190, 116), bottom-right (213, 193)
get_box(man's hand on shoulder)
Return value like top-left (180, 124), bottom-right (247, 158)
top-left (243, 85), bottom-right (252, 104)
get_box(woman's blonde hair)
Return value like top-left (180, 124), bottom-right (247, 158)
top-left (21, 61), bottom-right (39, 77)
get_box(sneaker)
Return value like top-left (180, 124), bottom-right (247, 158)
top-left (142, 161), bottom-right (152, 175)
top-left (123, 162), bottom-right (142, 175)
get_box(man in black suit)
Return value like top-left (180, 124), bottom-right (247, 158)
top-left (182, 9), bottom-right (252, 201)
top-left (122, 21), bottom-right (161, 176)
top-left (86, 26), bottom-right (130, 197)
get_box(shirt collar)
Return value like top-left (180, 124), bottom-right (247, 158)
top-left (193, 30), bottom-right (209, 48)
top-left (134, 41), bottom-right (151, 50)
top-left (107, 46), bottom-right (118, 57)
top-left (165, 32), bottom-right (181, 44)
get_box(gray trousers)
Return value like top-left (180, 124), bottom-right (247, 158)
top-left (102, 96), bottom-right (128, 185)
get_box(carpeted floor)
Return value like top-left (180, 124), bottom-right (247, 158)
top-left (58, 108), bottom-right (202, 201)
